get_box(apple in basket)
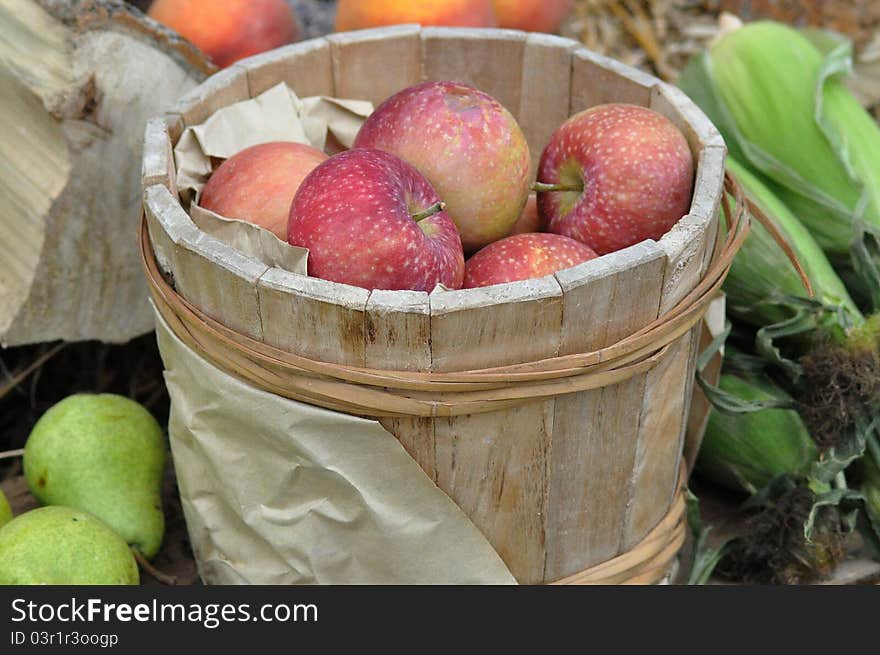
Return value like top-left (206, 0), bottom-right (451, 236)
top-left (536, 103), bottom-right (694, 255)
top-left (510, 194), bottom-right (540, 235)
top-left (463, 233), bottom-right (597, 288)
top-left (287, 148), bottom-right (465, 291)
top-left (148, 0), bottom-right (300, 68)
top-left (199, 142), bottom-right (327, 240)
top-left (354, 80), bottom-right (531, 254)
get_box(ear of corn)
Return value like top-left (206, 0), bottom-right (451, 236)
top-left (723, 157), bottom-right (862, 327)
top-left (697, 373), bottom-right (818, 495)
top-left (680, 21), bottom-right (880, 257)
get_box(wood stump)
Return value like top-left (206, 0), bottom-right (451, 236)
top-left (0, 0), bottom-right (213, 346)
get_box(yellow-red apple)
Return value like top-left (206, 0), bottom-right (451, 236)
top-left (199, 142), bottom-right (327, 240)
top-left (355, 81), bottom-right (531, 253)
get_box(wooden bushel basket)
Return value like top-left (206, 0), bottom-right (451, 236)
top-left (141, 26), bottom-right (732, 584)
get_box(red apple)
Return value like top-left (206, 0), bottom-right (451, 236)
top-left (354, 81), bottom-right (531, 254)
top-left (335, 0), bottom-right (496, 31)
top-left (510, 194), bottom-right (540, 235)
top-left (536, 103), bottom-right (694, 255)
top-left (492, 0), bottom-right (573, 33)
top-left (148, 0), bottom-right (299, 68)
top-left (287, 148), bottom-right (464, 291)
top-left (463, 232), bottom-right (597, 288)
top-left (199, 142), bottom-right (327, 240)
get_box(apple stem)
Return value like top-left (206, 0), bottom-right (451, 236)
top-left (411, 201), bottom-right (446, 222)
top-left (532, 181), bottom-right (583, 193)
top-left (133, 548), bottom-right (178, 585)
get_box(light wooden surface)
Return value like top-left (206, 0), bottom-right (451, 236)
top-left (544, 242), bottom-right (666, 579)
top-left (421, 27), bottom-right (527, 116)
top-left (328, 25), bottom-right (422, 107)
top-left (143, 27), bottom-right (726, 583)
top-left (0, 0), bottom-right (211, 347)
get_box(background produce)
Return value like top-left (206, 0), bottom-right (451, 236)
top-left (148, 0), bottom-right (301, 67)
top-left (678, 19), bottom-right (880, 583)
top-left (335, 0), bottom-right (496, 31)
top-left (24, 394), bottom-right (166, 560)
top-left (492, 0), bottom-right (574, 33)
top-left (0, 506), bottom-right (140, 585)
top-left (0, 491), bottom-right (11, 528)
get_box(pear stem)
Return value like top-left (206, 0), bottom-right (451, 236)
top-left (532, 181), bottom-right (583, 193)
top-left (133, 549), bottom-right (178, 585)
top-left (0, 448), bottom-right (24, 460)
top-left (411, 201), bottom-right (446, 222)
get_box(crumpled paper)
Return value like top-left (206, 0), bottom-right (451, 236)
top-left (189, 204), bottom-right (308, 273)
top-left (172, 83), bottom-right (372, 271)
top-left (154, 309), bottom-right (517, 585)
top-left (174, 82), bottom-right (373, 202)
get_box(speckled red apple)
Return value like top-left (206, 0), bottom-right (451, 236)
top-left (199, 142), bottom-right (327, 240)
top-left (536, 103), bottom-right (694, 255)
top-left (463, 232), bottom-right (597, 288)
top-left (354, 81), bottom-right (531, 254)
top-left (287, 148), bottom-right (464, 291)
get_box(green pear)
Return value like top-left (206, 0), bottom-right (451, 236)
top-left (0, 490), bottom-right (11, 528)
top-left (0, 506), bottom-right (139, 585)
top-left (24, 393), bottom-right (166, 559)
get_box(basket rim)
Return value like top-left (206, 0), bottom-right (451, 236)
top-left (142, 26), bottom-right (726, 316)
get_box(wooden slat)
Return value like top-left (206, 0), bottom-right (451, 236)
top-left (429, 278), bottom-right (562, 372)
top-left (429, 277), bottom-right (562, 583)
top-left (142, 117), bottom-right (176, 196)
top-left (173, 64), bottom-right (250, 127)
top-left (519, 33), bottom-right (576, 177)
top-left (650, 82), bottom-right (726, 155)
top-left (145, 185), bottom-right (266, 339)
top-left (328, 25), bottom-right (421, 107)
top-left (420, 27), bottom-right (527, 116)
top-left (569, 46), bottom-right (656, 113)
top-left (434, 401), bottom-right (553, 584)
top-left (624, 138), bottom-right (725, 548)
top-left (240, 38), bottom-right (334, 98)
top-left (257, 269), bottom-right (368, 366)
top-left (657, 145), bottom-right (726, 313)
top-left (143, 184), bottom-right (199, 277)
top-left (543, 242), bottom-right (666, 580)
top-left (365, 289), bottom-right (436, 482)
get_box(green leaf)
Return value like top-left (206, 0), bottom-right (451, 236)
top-left (685, 490), bottom-right (734, 585)
top-left (695, 321), bottom-right (795, 415)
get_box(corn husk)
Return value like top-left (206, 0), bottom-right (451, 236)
top-left (679, 21), bottom-right (880, 259)
top-left (723, 157), bottom-right (862, 328)
top-left (697, 373), bottom-right (818, 496)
